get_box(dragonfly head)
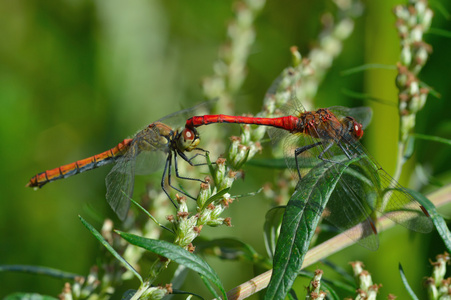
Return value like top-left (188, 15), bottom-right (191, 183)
top-left (346, 116), bottom-right (364, 140)
top-left (178, 127), bottom-right (200, 151)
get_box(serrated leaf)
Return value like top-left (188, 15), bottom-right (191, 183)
top-left (265, 157), bottom-right (359, 300)
top-left (399, 264), bottom-right (419, 300)
top-left (404, 188), bottom-right (449, 251)
top-left (116, 231), bottom-right (226, 299)
top-left (263, 206), bottom-right (286, 260)
top-left (79, 216), bottom-right (143, 283)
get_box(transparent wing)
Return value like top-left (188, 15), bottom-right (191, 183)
top-left (338, 136), bottom-right (433, 233)
top-left (133, 125), bottom-right (170, 175)
top-left (105, 143), bottom-right (138, 221)
top-left (328, 106), bottom-right (373, 129)
top-left (134, 150), bottom-right (167, 175)
top-left (157, 99), bottom-right (217, 129)
top-left (325, 160), bottom-right (380, 250)
top-left (304, 108), bottom-right (431, 245)
top-left (268, 116), bottom-right (379, 249)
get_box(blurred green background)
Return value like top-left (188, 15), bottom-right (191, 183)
top-left (1, 0), bottom-right (450, 298)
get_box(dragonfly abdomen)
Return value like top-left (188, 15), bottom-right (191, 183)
top-left (27, 139), bottom-right (132, 188)
top-left (186, 114), bottom-right (300, 131)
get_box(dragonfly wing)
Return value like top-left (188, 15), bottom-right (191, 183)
top-left (316, 114), bottom-right (433, 234)
top-left (283, 111), bottom-right (381, 249)
top-left (345, 141), bottom-right (433, 233)
top-left (105, 143), bottom-right (138, 221)
top-left (134, 149), bottom-right (167, 175)
top-left (328, 106), bottom-right (373, 129)
top-left (323, 164), bottom-right (380, 250)
top-left (156, 100), bottom-right (217, 129)
top-left (375, 167), bottom-right (433, 233)
top-left (275, 129), bottom-right (380, 249)
top-left (268, 127), bottom-right (316, 180)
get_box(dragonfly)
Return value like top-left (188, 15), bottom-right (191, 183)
top-left (27, 103), bottom-right (211, 220)
top-left (185, 100), bottom-right (433, 250)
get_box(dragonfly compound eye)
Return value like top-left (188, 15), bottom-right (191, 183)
top-left (352, 121), bottom-right (364, 139)
top-left (345, 116), bottom-right (364, 139)
top-left (180, 128), bottom-right (200, 151)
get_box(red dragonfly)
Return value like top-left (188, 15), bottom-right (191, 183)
top-left (28, 103), bottom-right (210, 220)
top-left (185, 101), bottom-right (432, 250)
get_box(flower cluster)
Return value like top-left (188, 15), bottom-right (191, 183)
top-left (306, 269), bottom-right (327, 299)
top-left (394, 0), bottom-right (433, 145)
top-left (425, 252), bottom-right (451, 299)
top-left (349, 261), bottom-right (384, 300)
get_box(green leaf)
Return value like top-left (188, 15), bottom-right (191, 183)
top-left (340, 63), bottom-right (396, 76)
top-left (200, 274), bottom-right (221, 299)
top-left (0, 265), bottom-right (79, 280)
top-left (116, 231), bottom-right (226, 299)
top-left (4, 294), bottom-right (58, 300)
top-left (404, 135), bottom-right (416, 160)
top-left (341, 89), bottom-right (396, 107)
top-left (404, 188), bottom-right (450, 252)
top-left (233, 146), bottom-right (251, 170)
top-left (265, 157), bottom-right (359, 300)
top-left (248, 157), bottom-right (315, 169)
top-left (430, 1), bottom-right (450, 19)
top-left (413, 133), bottom-right (451, 146)
top-left (398, 264), bottom-right (419, 300)
top-left (171, 289), bottom-right (205, 300)
top-left (200, 187), bottom-right (230, 210)
top-left (195, 237), bottom-right (271, 268)
top-left (263, 206), bottom-right (286, 260)
top-left (129, 197), bottom-right (175, 234)
top-left (428, 28), bottom-right (451, 38)
top-left (79, 216), bottom-right (143, 283)
top-left (121, 290), bottom-right (137, 300)
top-left (320, 260), bottom-right (355, 287)
top-left (171, 265), bottom-right (189, 291)
top-left (205, 151), bottom-right (217, 185)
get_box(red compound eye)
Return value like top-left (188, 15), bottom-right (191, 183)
top-left (353, 121), bottom-right (364, 139)
top-left (183, 128), bottom-right (195, 141)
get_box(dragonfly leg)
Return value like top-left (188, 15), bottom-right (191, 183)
top-left (318, 141), bottom-right (354, 165)
top-left (161, 153), bottom-right (179, 208)
top-left (166, 152), bottom-right (198, 201)
top-left (174, 151), bottom-right (206, 184)
top-left (294, 141), bottom-right (323, 179)
top-left (317, 141), bottom-right (336, 163)
top-left (336, 142), bottom-right (354, 160)
top-left (180, 148), bottom-right (214, 167)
